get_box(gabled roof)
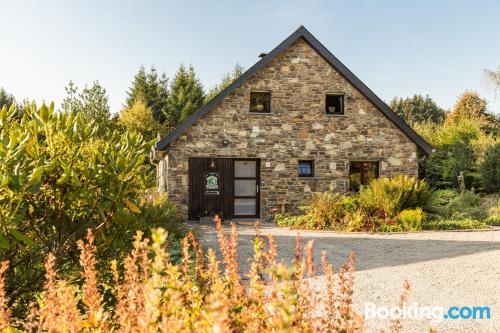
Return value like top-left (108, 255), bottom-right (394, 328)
top-left (155, 26), bottom-right (432, 154)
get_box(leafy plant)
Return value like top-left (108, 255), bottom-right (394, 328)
top-left (358, 176), bottom-right (430, 218)
top-left (0, 221), bottom-right (415, 333)
top-left (0, 102), bottom-right (164, 312)
top-left (422, 219), bottom-right (487, 230)
top-left (396, 208), bottom-right (425, 231)
top-left (480, 142), bottom-right (500, 193)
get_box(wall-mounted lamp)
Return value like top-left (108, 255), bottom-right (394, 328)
top-left (222, 139), bottom-right (230, 147)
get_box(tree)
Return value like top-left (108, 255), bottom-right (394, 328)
top-left (126, 66), bottom-right (169, 124)
top-left (480, 142), bottom-right (500, 193)
top-left (446, 91), bottom-right (499, 135)
top-left (61, 81), bottom-right (113, 135)
top-left (0, 88), bottom-right (15, 110)
top-left (119, 99), bottom-right (166, 139)
top-left (206, 63), bottom-right (244, 101)
top-left (166, 64), bottom-right (205, 130)
top-left (389, 94), bottom-right (445, 125)
top-left (483, 66), bottom-right (500, 95)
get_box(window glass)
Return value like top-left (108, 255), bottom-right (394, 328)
top-left (298, 160), bottom-right (314, 177)
top-left (250, 92), bottom-right (271, 113)
top-left (234, 160), bottom-right (256, 177)
top-left (349, 161), bottom-right (379, 191)
top-left (326, 94), bottom-right (344, 114)
top-left (234, 180), bottom-right (256, 196)
top-left (234, 199), bottom-right (256, 215)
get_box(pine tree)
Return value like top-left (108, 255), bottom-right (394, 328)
top-left (166, 64), bottom-right (205, 129)
top-left (206, 63), bottom-right (244, 101)
top-left (389, 94), bottom-right (445, 125)
top-left (0, 87), bottom-right (15, 109)
top-left (126, 66), bottom-right (169, 124)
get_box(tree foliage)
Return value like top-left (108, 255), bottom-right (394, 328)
top-left (166, 64), bottom-right (205, 130)
top-left (0, 102), bottom-right (156, 310)
top-left (119, 99), bottom-right (166, 139)
top-left (206, 63), bottom-right (244, 101)
top-left (389, 94), bottom-right (445, 125)
top-left (61, 81), bottom-right (114, 135)
top-left (480, 142), bottom-right (500, 193)
top-left (415, 92), bottom-right (499, 190)
top-left (126, 66), bottom-right (169, 124)
top-left (0, 88), bottom-right (15, 110)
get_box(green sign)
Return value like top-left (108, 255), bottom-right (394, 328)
top-left (205, 172), bottom-right (220, 195)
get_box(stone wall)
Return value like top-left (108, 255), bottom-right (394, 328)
top-left (159, 37), bottom-right (418, 219)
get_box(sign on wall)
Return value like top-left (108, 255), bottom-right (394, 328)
top-left (205, 172), bottom-right (220, 195)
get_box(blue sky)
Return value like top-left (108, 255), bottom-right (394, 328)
top-left (1, 0), bottom-right (499, 113)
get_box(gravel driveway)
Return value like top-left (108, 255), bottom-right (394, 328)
top-left (191, 221), bottom-right (500, 333)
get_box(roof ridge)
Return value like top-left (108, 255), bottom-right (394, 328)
top-left (155, 26), bottom-right (432, 154)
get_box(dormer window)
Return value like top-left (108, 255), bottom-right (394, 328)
top-left (325, 94), bottom-right (344, 115)
top-left (250, 91), bottom-right (271, 113)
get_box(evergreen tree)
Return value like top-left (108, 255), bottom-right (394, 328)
top-left (166, 64), bottom-right (205, 129)
top-left (61, 81), bottom-right (113, 135)
top-left (206, 63), bottom-right (244, 101)
top-left (126, 66), bottom-right (169, 124)
top-left (0, 87), bottom-right (15, 109)
top-left (389, 94), bottom-right (446, 125)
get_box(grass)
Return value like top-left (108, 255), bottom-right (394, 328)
top-left (0, 216), bottom-right (418, 333)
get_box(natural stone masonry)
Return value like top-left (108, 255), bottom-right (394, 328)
top-left (158, 38), bottom-right (418, 219)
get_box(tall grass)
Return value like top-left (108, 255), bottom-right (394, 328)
top-left (0, 217), bottom-right (415, 332)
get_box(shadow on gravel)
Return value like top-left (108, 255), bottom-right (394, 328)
top-left (191, 222), bottom-right (500, 275)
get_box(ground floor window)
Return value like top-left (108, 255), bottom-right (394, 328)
top-left (349, 161), bottom-right (379, 191)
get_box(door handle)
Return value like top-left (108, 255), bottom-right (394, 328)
top-left (256, 184), bottom-right (259, 193)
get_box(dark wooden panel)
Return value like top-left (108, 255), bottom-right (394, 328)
top-left (188, 158), bottom-right (233, 220)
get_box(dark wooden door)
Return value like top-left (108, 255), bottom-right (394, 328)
top-left (188, 158), bottom-right (260, 220)
top-left (188, 157), bottom-right (233, 220)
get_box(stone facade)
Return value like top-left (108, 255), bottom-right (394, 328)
top-left (157, 38), bottom-right (418, 220)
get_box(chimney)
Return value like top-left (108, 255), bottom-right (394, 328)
top-left (258, 52), bottom-right (268, 58)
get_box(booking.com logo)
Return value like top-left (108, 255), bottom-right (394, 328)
top-left (365, 303), bottom-right (491, 322)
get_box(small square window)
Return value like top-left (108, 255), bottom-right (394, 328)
top-left (250, 91), bottom-right (271, 113)
top-left (325, 94), bottom-right (344, 115)
top-left (298, 160), bottom-right (314, 177)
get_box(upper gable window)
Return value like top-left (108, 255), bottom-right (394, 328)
top-left (250, 91), bottom-right (271, 113)
top-left (325, 94), bottom-right (344, 115)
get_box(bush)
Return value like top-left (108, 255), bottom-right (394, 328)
top-left (422, 219), bottom-right (488, 230)
top-left (426, 189), bottom-right (489, 221)
top-left (358, 176), bottom-right (430, 218)
top-left (397, 208), bottom-right (425, 231)
top-left (480, 142), bottom-right (500, 193)
top-left (0, 103), bottom-right (183, 313)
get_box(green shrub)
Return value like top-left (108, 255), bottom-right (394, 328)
top-left (480, 142), bottom-right (500, 193)
top-left (422, 219), bottom-right (488, 230)
top-left (0, 103), bottom-right (184, 313)
top-left (358, 176), bottom-right (430, 218)
top-left (426, 189), bottom-right (489, 221)
top-left (397, 208), bottom-right (425, 231)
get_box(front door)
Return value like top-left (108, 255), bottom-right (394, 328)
top-left (233, 159), bottom-right (260, 218)
top-left (188, 158), bottom-right (260, 220)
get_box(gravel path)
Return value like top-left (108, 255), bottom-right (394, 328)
top-left (191, 221), bottom-right (500, 333)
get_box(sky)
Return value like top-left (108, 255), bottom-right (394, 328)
top-left (1, 0), bottom-right (499, 114)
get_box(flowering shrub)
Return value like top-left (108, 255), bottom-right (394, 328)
top-left (0, 217), bottom-right (413, 333)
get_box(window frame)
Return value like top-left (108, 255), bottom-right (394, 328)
top-left (249, 91), bottom-right (271, 114)
top-left (325, 93), bottom-right (345, 115)
top-left (348, 161), bottom-right (379, 191)
top-left (298, 160), bottom-right (315, 178)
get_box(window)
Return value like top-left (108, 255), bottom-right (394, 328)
top-left (250, 91), bottom-right (271, 113)
top-left (298, 160), bottom-right (314, 177)
top-left (325, 94), bottom-right (344, 115)
top-left (349, 161), bottom-right (379, 191)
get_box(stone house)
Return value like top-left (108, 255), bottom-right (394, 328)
top-left (152, 26), bottom-right (432, 221)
